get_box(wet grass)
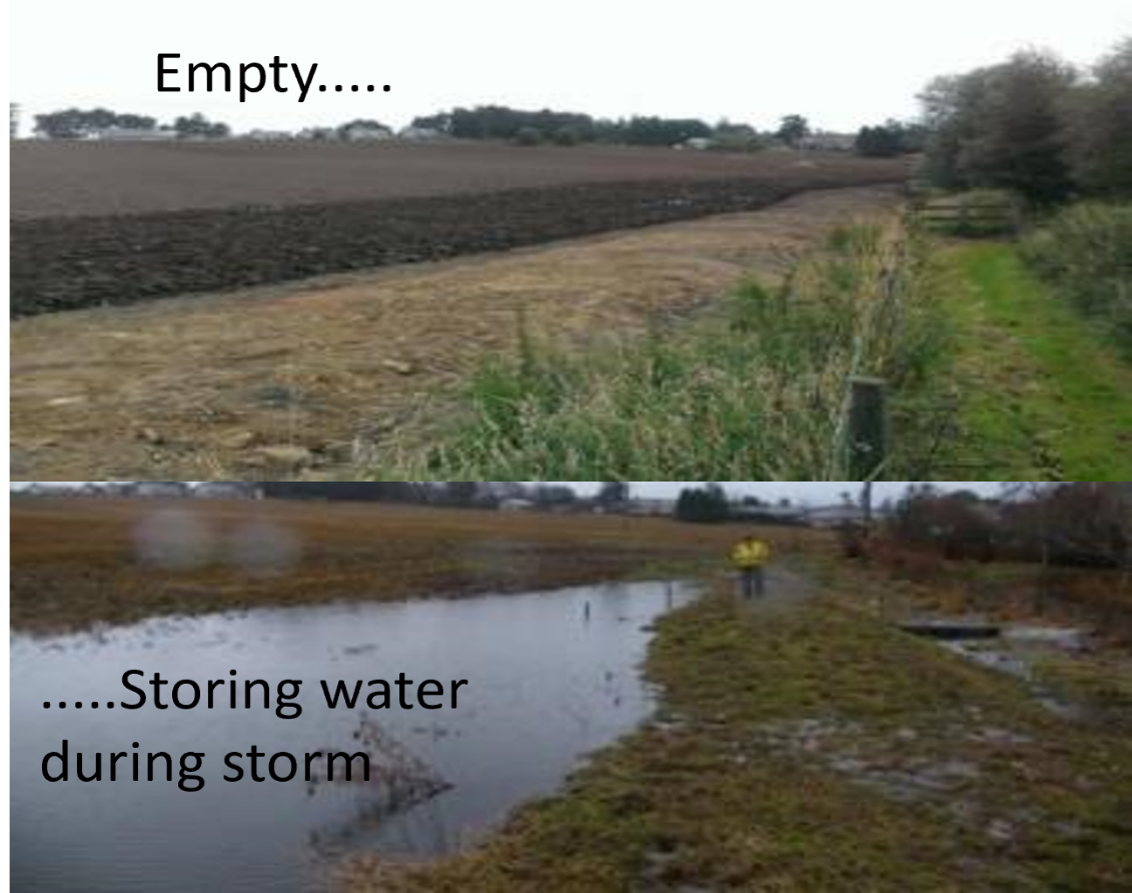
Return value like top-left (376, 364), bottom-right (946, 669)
top-left (942, 242), bottom-right (1132, 479)
top-left (347, 585), bottom-right (1132, 891)
top-left (1031, 651), bottom-right (1132, 729)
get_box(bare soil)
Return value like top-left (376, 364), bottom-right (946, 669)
top-left (10, 142), bottom-right (906, 317)
top-left (10, 186), bottom-right (903, 480)
top-left (11, 140), bottom-right (908, 218)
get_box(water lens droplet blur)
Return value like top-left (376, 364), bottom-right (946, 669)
top-left (132, 509), bottom-right (216, 570)
top-left (225, 520), bottom-right (301, 576)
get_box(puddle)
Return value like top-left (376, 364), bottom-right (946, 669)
top-left (933, 628), bottom-right (1090, 720)
top-left (10, 580), bottom-right (695, 893)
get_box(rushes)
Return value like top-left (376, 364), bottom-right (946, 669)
top-left (379, 220), bottom-right (950, 479)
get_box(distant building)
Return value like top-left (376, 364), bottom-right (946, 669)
top-left (99, 483), bottom-right (138, 497)
top-left (803, 504), bottom-right (884, 528)
top-left (674, 137), bottom-right (713, 151)
top-left (623, 498), bottom-right (676, 517)
top-left (342, 123), bottom-right (393, 141)
top-left (398, 126), bottom-right (446, 141)
top-left (246, 129), bottom-right (294, 141)
top-left (193, 483), bottom-right (263, 499)
top-left (797, 132), bottom-right (856, 152)
top-left (134, 482), bottom-right (191, 498)
top-left (86, 126), bottom-right (176, 141)
top-left (297, 127), bottom-right (337, 141)
top-left (499, 498), bottom-right (537, 512)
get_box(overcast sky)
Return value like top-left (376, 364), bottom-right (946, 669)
top-left (11, 1), bottom-right (1131, 135)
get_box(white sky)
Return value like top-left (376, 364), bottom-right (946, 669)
top-left (10, 1), bottom-right (1131, 135)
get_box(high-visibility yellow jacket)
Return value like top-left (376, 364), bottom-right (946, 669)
top-left (731, 539), bottom-right (770, 569)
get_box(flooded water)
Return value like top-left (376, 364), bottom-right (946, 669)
top-left (10, 580), bottom-right (695, 893)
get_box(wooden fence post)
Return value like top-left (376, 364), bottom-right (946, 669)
top-left (847, 376), bottom-right (887, 481)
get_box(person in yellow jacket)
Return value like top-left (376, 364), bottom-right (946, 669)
top-left (731, 534), bottom-right (771, 599)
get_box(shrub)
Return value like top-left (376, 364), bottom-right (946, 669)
top-left (552, 126), bottom-right (580, 146)
top-left (513, 126), bottom-right (543, 146)
top-left (675, 486), bottom-right (731, 523)
top-left (885, 487), bottom-right (999, 561)
top-left (1020, 202), bottom-right (1132, 355)
top-left (855, 124), bottom-right (909, 158)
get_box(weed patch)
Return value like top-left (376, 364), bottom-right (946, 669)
top-left (376, 222), bottom-right (953, 479)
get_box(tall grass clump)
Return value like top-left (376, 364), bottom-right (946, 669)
top-left (378, 222), bottom-right (951, 479)
top-left (1020, 202), bottom-right (1132, 356)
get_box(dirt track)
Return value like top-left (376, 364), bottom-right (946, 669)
top-left (10, 186), bottom-right (902, 481)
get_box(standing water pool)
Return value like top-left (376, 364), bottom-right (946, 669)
top-left (10, 580), bottom-right (696, 893)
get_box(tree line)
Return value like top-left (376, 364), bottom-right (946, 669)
top-left (259, 482), bottom-right (632, 510)
top-left (31, 103), bottom-right (920, 155)
top-left (31, 108), bottom-right (232, 139)
top-left (885, 483), bottom-right (1132, 571)
top-left (412, 106), bottom-right (719, 147)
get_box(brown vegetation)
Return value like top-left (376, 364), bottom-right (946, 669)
top-left (345, 588), bottom-right (1132, 892)
top-left (10, 186), bottom-right (901, 480)
top-left (9, 498), bottom-right (804, 635)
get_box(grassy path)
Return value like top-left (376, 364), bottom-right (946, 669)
top-left (344, 575), bottom-right (1132, 892)
top-left (942, 242), bottom-right (1132, 479)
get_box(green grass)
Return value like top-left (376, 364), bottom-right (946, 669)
top-left (943, 242), bottom-right (1132, 479)
top-left (344, 584), bottom-right (1132, 892)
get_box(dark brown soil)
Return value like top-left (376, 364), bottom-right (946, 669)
top-left (11, 140), bottom-right (909, 218)
top-left (11, 175), bottom-right (905, 318)
top-left (11, 141), bottom-right (907, 317)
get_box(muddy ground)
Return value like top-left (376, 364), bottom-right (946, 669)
top-left (346, 579), bottom-right (1132, 892)
top-left (10, 185), bottom-right (902, 480)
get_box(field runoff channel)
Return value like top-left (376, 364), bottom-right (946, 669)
top-left (10, 141), bottom-right (908, 317)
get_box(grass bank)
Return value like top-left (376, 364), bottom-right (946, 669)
top-left (942, 242), bottom-right (1132, 479)
top-left (374, 221), bottom-right (952, 479)
top-left (345, 585), bottom-right (1132, 891)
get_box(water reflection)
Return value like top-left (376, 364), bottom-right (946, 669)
top-left (10, 580), bottom-right (695, 893)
